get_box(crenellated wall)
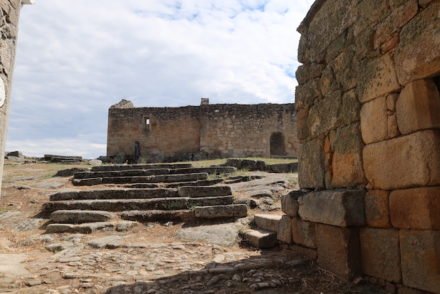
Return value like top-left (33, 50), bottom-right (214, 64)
top-left (291, 0), bottom-right (440, 293)
top-left (107, 102), bottom-right (299, 162)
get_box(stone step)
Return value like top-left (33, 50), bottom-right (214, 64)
top-left (74, 167), bottom-right (235, 180)
top-left (178, 186), bottom-right (232, 198)
top-left (169, 166), bottom-right (236, 175)
top-left (46, 221), bottom-right (137, 234)
top-left (254, 214), bottom-right (282, 232)
top-left (240, 228), bottom-right (278, 249)
top-left (50, 210), bottom-right (115, 224)
top-left (122, 183), bottom-right (159, 189)
top-left (123, 179), bottom-right (223, 189)
top-left (91, 163), bottom-right (192, 172)
top-left (164, 179), bottom-right (223, 188)
top-left (50, 188), bottom-right (178, 201)
top-left (193, 204), bottom-right (247, 219)
top-left (43, 196), bottom-right (234, 213)
top-left (73, 169), bottom-right (171, 179)
top-left (72, 173), bottom-right (209, 186)
top-left (120, 210), bottom-right (193, 222)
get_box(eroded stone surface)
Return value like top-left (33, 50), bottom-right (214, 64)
top-left (365, 190), bottom-right (390, 228)
top-left (394, 2), bottom-right (440, 84)
top-left (390, 187), bottom-right (440, 230)
top-left (316, 224), bottom-right (361, 280)
top-left (360, 228), bottom-right (401, 283)
top-left (298, 190), bottom-right (365, 227)
top-left (277, 215), bottom-right (292, 244)
top-left (363, 130), bottom-right (440, 190)
top-left (291, 218), bottom-right (316, 248)
top-left (400, 230), bottom-right (440, 293)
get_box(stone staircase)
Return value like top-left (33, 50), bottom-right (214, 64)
top-left (43, 186), bottom-right (246, 234)
top-left (241, 214), bottom-right (282, 249)
top-left (71, 164), bottom-right (236, 186)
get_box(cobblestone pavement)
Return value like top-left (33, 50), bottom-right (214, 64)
top-left (0, 163), bottom-right (384, 294)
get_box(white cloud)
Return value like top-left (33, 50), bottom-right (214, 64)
top-left (7, 0), bottom-right (315, 158)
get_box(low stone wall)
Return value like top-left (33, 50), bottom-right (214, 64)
top-left (295, 0), bottom-right (440, 293)
top-left (225, 159), bottom-right (298, 173)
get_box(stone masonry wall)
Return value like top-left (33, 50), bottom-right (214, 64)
top-left (0, 0), bottom-right (22, 195)
top-left (199, 104), bottom-right (298, 158)
top-left (107, 103), bottom-right (298, 162)
top-left (107, 106), bottom-right (201, 162)
top-left (292, 0), bottom-right (440, 293)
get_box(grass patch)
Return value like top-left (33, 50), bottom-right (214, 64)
top-left (180, 159), bottom-right (227, 168)
top-left (240, 157), bottom-right (297, 164)
top-left (180, 157), bottom-right (296, 168)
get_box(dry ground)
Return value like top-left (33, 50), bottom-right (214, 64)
top-left (0, 160), bottom-right (384, 294)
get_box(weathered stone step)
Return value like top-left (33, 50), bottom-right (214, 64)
top-left (51, 210), bottom-right (114, 224)
top-left (74, 169), bottom-right (171, 179)
top-left (164, 179), bottom-right (223, 188)
top-left (254, 214), bottom-right (282, 232)
top-left (240, 228), bottom-right (278, 249)
top-left (72, 173), bottom-right (209, 186)
top-left (178, 186), bottom-right (232, 198)
top-left (124, 179), bottom-right (223, 189)
top-left (74, 167), bottom-right (235, 180)
top-left (169, 166), bottom-right (236, 175)
top-left (91, 163), bottom-right (192, 172)
top-left (43, 196), bottom-right (234, 213)
top-left (46, 221), bottom-right (137, 234)
top-left (50, 188), bottom-right (178, 201)
top-left (193, 204), bottom-right (247, 219)
top-left (120, 210), bottom-right (193, 222)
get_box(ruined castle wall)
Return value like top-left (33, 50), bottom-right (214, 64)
top-left (293, 0), bottom-right (440, 292)
top-left (107, 103), bottom-right (298, 162)
top-left (107, 107), bottom-right (201, 162)
top-left (199, 104), bottom-right (298, 158)
top-left (0, 0), bottom-right (22, 194)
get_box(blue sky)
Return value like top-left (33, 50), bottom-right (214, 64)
top-left (7, 0), bottom-right (314, 158)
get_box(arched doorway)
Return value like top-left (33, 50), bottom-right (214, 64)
top-left (270, 132), bottom-right (286, 156)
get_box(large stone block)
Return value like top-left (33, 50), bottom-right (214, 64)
top-left (358, 54), bottom-right (400, 103)
top-left (374, 0), bottom-right (418, 50)
top-left (340, 89), bottom-right (360, 125)
top-left (400, 230), bottom-right (440, 293)
top-left (363, 130), bottom-right (440, 190)
top-left (291, 218), bottom-right (316, 248)
top-left (277, 215), bottom-right (292, 244)
top-left (390, 187), bottom-right (440, 230)
top-left (330, 123), bottom-right (365, 188)
top-left (396, 79), bottom-right (440, 135)
top-left (298, 190), bottom-right (365, 227)
top-left (394, 2), bottom-right (440, 84)
top-left (316, 224), bottom-right (361, 280)
top-left (360, 228), bottom-right (401, 282)
top-left (254, 214), bottom-right (281, 232)
top-left (307, 91), bottom-right (342, 137)
top-left (355, 0), bottom-right (390, 31)
top-left (365, 190), bottom-right (390, 228)
top-left (281, 190), bottom-right (306, 217)
top-left (360, 96), bottom-right (388, 144)
top-left (305, 0), bottom-right (358, 62)
top-left (298, 138), bottom-right (325, 189)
